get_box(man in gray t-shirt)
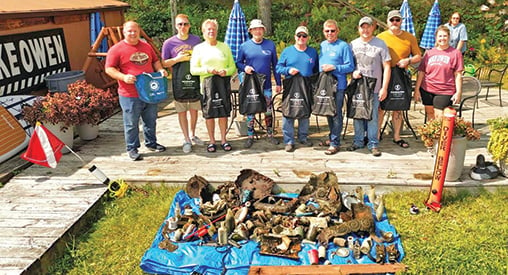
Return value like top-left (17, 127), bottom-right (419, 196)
top-left (348, 17), bottom-right (391, 156)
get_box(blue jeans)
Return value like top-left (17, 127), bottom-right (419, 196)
top-left (353, 93), bottom-right (380, 150)
top-left (119, 95), bottom-right (158, 152)
top-left (282, 116), bottom-right (310, 145)
top-left (326, 89), bottom-right (345, 147)
top-left (247, 89), bottom-right (273, 137)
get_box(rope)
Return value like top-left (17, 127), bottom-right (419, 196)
top-left (108, 179), bottom-right (128, 198)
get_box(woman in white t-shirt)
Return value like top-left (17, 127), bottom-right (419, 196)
top-left (445, 12), bottom-right (468, 54)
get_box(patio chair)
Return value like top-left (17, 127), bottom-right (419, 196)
top-left (476, 64), bottom-right (507, 106)
top-left (458, 76), bottom-right (482, 127)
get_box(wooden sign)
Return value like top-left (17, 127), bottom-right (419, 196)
top-left (0, 28), bottom-right (70, 96)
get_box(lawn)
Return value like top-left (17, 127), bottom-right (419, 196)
top-left (48, 185), bottom-right (507, 274)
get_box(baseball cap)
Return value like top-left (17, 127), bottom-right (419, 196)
top-left (295, 26), bottom-right (309, 35)
top-left (249, 19), bottom-right (266, 30)
top-left (387, 10), bottom-right (402, 21)
top-left (359, 16), bottom-right (374, 26)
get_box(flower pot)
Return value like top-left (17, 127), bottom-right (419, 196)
top-left (499, 159), bottom-right (507, 177)
top-left (77, 124), bottom-right (99, 141)
top-left (43, 122), bottom-right (74, 154)
top-left (433, 137), bottom-right (468, 181)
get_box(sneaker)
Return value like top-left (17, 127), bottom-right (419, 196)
top-left (146, 143), bottom-right (166, 152)
top-left (299, 140), bottom-right (313, 147)
top-left (285, 144), bottom-right (295, 152)
top-left (128, 149), bottom-right (143, 161)
top-left (182, 141), bottom-right (192, 153)
top-left (370, 147), bottom-right (382, 157)
top-left (191, 136), bottom-right (204, 146)
top-left (267, 136), bottom-right (280, 145)
top-left (347, 144), bottom-right (363, 151)
top-left (244, 138), bottom-right (254, 148)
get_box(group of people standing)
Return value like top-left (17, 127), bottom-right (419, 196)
top-left (105, 9), bottom-right (466, 161)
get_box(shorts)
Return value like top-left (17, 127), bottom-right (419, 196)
top-left (420, 87), bottom-right (453, 110)
top-left (175, 100), bottom-right (201, 113)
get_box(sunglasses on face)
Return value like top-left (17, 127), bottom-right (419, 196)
top-left (390, 18), bottom-right (401, 22)
top-left (296, 34), bottom-right (308, 38)
top-left (452, 17), bottom-right (460, 19)
top-left (177, 22), bottom-right (190, 26)
top-left (324, 29), bottom-right (336, 33)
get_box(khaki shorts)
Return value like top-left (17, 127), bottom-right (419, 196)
top-left (175, 100), bottom-right (201, 113)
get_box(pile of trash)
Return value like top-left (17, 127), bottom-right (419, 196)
top-left (140, 169), bottom-right (404, 274)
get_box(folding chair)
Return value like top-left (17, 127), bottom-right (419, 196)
top-left (458, 76), bottom-right (482, 127)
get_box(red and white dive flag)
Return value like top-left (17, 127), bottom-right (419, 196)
top-left (21, 122), bottom-right (65, 168)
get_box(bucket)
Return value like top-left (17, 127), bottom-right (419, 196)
top-left (464, 64), bottom-right (476, 77)
top-left (234, 120), bottom-right (248, 136)
top-left (45, 70), bottom-right (85, 92)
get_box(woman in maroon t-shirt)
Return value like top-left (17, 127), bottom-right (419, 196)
top-left (414, 25), bottom-right (464, 120)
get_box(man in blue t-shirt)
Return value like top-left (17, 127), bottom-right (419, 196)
top-left (236, 19), bottom-right (282, 148)
top-left (319, 19), bottom-right (355, 155)
top-left (276, 26), bottom-right (319, 152)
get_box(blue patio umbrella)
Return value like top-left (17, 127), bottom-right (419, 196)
top-left (224, 0), bottom-right (250, 62)
top-left (400, 0), bottom-right (416, 37)
top-left (90, 12), bottom-right (108, 53)
top-left (419, 0), bottom-right (442, 49)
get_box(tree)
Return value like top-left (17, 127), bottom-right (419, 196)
top-left (258, 0), bottom-right (272, 35)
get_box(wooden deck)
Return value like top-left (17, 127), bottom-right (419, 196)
top-left (0, 88), bottom-right (507, 274)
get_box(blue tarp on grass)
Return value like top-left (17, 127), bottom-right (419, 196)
top-left (140, 190), bottom-right (405, 274)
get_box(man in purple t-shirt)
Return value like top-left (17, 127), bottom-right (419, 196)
top-left (162, 14), bottom-right (203, 153)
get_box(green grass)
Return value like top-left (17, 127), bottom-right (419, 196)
top-left (48, 185), bottom-right (508, 274)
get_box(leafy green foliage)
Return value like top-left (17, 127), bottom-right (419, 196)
top-left (122, 0), bottom-right (506, 67)
top-left (48, 186), bottom-right (507, 274)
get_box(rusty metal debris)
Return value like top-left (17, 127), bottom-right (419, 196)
top-left (159, 171), bottom-right (401, 265)
top-left (259, 234), bottom-right (302, 259)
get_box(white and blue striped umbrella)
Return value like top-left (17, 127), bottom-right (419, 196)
top-left (400, 0), bottom-right (416, 37)
top-left (420, 0), bottom-right (442, 49)
top-left (225, 0), bottom-right (249, 62)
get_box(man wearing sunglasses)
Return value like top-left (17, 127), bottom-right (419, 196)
top-left (318, 19), bottom-right (355, 155)
top-left (161, 14), bottom-right (203, 154)
top-left (377, 10), bottom-right (422, 149)
top-left (276, 26), bottom-right (319, 152)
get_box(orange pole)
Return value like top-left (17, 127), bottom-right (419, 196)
top-left (424, 107), bottom-right (456, 212)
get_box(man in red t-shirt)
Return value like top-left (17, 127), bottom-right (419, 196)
top-left (105, 21), bottom-right (167, 161)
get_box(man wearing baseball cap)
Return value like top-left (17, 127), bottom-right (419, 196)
top-left (236, 19), bottom-right (282, 148)
top-left (377, 10), bottom-right (422, 149)
top-left (349, 17), bottom-right (391, 157)
top-left (276, 25), bottom-right (319, 152)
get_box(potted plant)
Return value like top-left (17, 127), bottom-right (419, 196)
top-left (66, 80), bottom-right (119, 140)
top-left (486, 117), bottom-right (508, 176)
top-left (22, 80), bottom-right (119, 145)
top-left (417, 117), bottom-right (481, 181)
top-left (22, 91), bottom-right (81, 152)
top-left (417, 117), bottom-right (481, 148)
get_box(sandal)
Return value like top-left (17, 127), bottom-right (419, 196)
top-left (207, 144), bottom-right (217, 153)
top-left (319, 139), bottom-right (331, 147)
top-left (221, 142), bottom-right (232, 151)
top-left (393, 139), bottom-right (410, 148)
top-left (325, 146), bottom-right (339, 155)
